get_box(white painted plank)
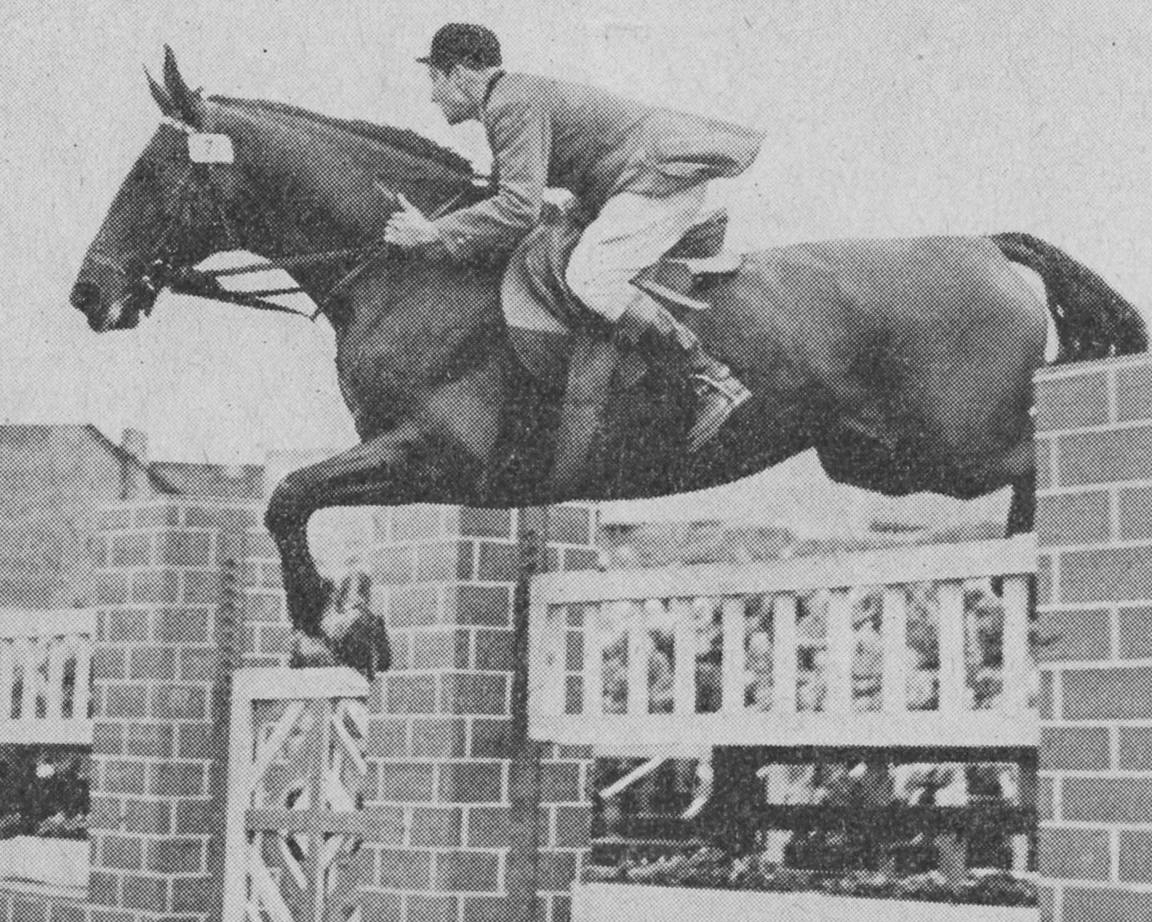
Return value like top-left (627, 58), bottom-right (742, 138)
top-left (584, 606), bottom-right (603, 717)
top-left (46, 637), bottom-right (65, 722)
top-left (572, 881), bottom-right (1035, 922)
top-left (0, 720), bottom-right (93, 746)
top-left (671, 599), bottom-right (695, 716)
top-left (232, 667), bottom-right (367, 702)
top-left (534, 708), bottom-right (1038, 753)
top-left (73, 640), bottom-right (91, 723)
top-left (882, 587), bottom-right (908, 714)
top-left (533, 536), bottom-right (1036, 605)
top-left (19, 636), bottom-right (37, 721)
top-left (0, 609), bottom-right (97, 639)
top-left (1001, 576), bottom-right (1032, 713)
top-left (825, 590), bottom-right (853, 715)
top-left (721, 598), bottom-right (745, 714)
top-left (627, 602), bottom-right (650, 716)
top-left (773, 595), bottom-right (798, 715)
top-left (937, 582), bottom-right (967, 716)
top-left (0, 640), bottom-right (13, 721)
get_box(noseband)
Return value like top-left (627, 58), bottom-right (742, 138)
top-left (90, 117), bottom-right (399, 321)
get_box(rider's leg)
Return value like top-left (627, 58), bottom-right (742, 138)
top-left (615, 294), bottom-right (750, 451)
top-left (567, 188), bottom-right (751, 451)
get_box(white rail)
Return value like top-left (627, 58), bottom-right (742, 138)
top-left (529, 536), bottom-right (1037, 754)
top-left (222, 667), bottom-right (369, 922)
top-left (0, 609), bottom-right (95, 746)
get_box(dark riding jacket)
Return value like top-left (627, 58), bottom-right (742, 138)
top-left (432, 71), bottom-right (765, 261)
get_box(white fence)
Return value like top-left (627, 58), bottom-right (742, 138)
top-left (529, 536), bottom-right (1037, 754)
top-left (223, 668), bottom-right (369, 922)
top-left (0, 609), bottom-right (94, 746)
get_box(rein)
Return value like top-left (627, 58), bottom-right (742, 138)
top-left (132, 117), bottom-right (482, 321)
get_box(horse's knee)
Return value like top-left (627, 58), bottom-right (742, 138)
top-left (265, 471), bottom-right (314, 532)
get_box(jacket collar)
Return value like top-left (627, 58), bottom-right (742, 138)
top-left (481, 69), bottom-right (506, 109)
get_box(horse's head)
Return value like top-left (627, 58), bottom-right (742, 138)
top-left (71, 48), bottom-right (240, 331)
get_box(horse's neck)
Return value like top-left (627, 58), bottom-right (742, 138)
top-left (217, 104), bottom-right (470, 252)
top-left (215, 105), bottom-right (482, 321)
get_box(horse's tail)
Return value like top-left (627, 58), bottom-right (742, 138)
top-left (991, 231), bottom-right (1148, 362)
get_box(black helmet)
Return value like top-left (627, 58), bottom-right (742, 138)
top-left (417, 23), bottom-right (502, 71)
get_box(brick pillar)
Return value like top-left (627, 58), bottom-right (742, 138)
top-left (362, 505), bottom-right (599, 922)
top-left (87, 498), bottom-right (259, 922)
top-left (1034, 355), bottom-right (1152, 922)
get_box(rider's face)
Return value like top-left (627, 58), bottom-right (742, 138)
top-left (429, 66), bottom-right (472, 125)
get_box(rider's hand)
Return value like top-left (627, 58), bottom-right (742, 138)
top-left (384, 194), bottom-right (441, 249)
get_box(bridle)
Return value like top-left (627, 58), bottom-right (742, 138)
top-left (94, 116), bottom-right (480, 322)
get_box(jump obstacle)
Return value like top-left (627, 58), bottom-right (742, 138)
top-left (1, 353), bottom-right (1150, 922)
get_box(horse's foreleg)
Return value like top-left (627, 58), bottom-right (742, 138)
top-left (264, 425), bottom-right (424, 651)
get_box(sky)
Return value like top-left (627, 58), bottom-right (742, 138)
top-left (1, 1), bottom-right (1149, 529)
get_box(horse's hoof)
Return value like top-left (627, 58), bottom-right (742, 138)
top-left (288, 632), bottom-right (338, 669)
top-left (330, 610), bottom-right (391, 680)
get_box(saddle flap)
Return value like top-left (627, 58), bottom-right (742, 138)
top-left (629, 210), bottom-right (742, 311)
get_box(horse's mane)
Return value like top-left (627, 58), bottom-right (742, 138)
top-left (208, 95), bottom-right (476, 178)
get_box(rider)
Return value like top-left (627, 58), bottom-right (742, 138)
top-left (384, 23), bottom-right (765, 450)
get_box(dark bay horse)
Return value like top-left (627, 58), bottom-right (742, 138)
top-left (71, 50), bottom-right (1146, 674)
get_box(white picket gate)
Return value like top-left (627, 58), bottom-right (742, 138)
top-left (0, 609), bottom-right (94, 746)
top-left (529, 536), bottom-right (1037, 753)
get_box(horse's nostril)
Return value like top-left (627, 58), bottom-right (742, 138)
top-left (70, 281), bottom-right (101, 313)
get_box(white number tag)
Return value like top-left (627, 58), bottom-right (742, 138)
top-left (188, 133), bottom-right (235, 164)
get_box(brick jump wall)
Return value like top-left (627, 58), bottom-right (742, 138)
top-left (363, 505), bottom-right (597, 922)
top-left (87, 498), bottom-right (260, 922)
top-left (82, 498), bottom-right (598, 922)
top-left (1035, 355), bottom-right (1152, 921)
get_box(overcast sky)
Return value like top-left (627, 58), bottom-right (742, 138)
top-left (1, 1), bottom-right (1149, 528)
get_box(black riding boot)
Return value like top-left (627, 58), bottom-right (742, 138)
top-left (615, 297), bottom-right (751, 451)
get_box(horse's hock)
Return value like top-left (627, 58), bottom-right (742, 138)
top-left (4, 352), bottom-right (1152, 922)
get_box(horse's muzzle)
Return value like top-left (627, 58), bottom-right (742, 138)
top-left (70, 281), bottom-right (101, 315)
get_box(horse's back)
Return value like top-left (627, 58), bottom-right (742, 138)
top-left (708, 235), bottom-right (1048, 495)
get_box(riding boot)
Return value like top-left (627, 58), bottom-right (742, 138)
top-left (615, 296), bottom-right (752, 451)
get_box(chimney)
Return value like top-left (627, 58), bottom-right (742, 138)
top-left (120, 427), bottom-right (149, 499)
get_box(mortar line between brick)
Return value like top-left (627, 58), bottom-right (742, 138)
top-left (1043, 769), bottom-right (1152, 781)
top-left (1040, 659), bottom-right (1152, 671)
top-left (1034, 537), bottom-right (1152, 553)
top-left (1110, 605), bottom-right (1122, 661)
top-left (1040, 877), bottom-right (1152, 894)
top-left (1037, 416), bottom-right (1152, 438)
top-left (1108, 367), bottom-right (1119, 423)
top-left (1036, 354), bottom-right (1152, 380)
top-left (1040, 480), bottom-right (1152, 498)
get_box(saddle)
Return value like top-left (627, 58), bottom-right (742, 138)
top-left (501, 203), bottom-right (742, 388)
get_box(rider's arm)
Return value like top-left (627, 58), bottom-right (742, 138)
top-left (432, 78), bottom-right (550, 261)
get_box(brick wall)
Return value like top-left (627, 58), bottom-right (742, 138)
top-left (84, 496), bottom-right (599, 922)
top-left (1035, 355), bottom-right (1152, 921)
top-left (87, 498), bottom-right (259, 922)
top-left (362, 505), bottom-right (597, 922)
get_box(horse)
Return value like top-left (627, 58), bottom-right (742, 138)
top-left (71, 49), bottom-right (1147, 676)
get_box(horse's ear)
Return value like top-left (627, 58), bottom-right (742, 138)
top-left (144, 67), bottom-right (175, 116)
top-left (162, 44), bottom-right (205, 128)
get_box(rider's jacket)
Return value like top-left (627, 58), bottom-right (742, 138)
top-left (432, 70), bottom-right (765, 261)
